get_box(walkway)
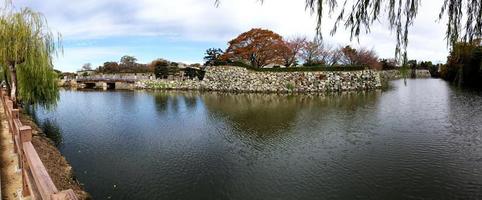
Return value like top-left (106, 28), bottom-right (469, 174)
top-left (0, 101), bottom-right (25, 200)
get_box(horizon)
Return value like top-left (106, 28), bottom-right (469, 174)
top-left (14, 0), bottom-right (449, 72)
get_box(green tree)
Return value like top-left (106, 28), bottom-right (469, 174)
top-left (120, 55), bottom-right (137, 66)
top-left (204, 48), bottom-right (224, 66)
top-left (215, 0), bottom-right (482, 61)
top-left (0, 4), bottom-right (61, 107)
top-left (442, 40), bottom-right (482, 87)
top-left (152, 59), bottom-right (170, 79)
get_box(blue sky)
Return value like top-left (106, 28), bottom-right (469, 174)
top-left (14, 0), bottom-right (450, 72)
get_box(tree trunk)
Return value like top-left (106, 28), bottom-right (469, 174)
top-left (8, 63), bottom-right (18, 106)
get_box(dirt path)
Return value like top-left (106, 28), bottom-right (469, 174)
top-left (0, 103), bottom-right (23, 200)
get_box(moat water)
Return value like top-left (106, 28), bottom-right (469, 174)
top-left (33, 79), bottom-right (482, 199)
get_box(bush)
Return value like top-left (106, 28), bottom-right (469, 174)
top-left (153, 59), bottom-right (179, 79)
top-left (153, 59), bottom-right (170, 79)
top-left (184, 67), bottom-right (206, 80)
top-left (380, 59), bottom-right (398, 70)
top-left (441, 40), bottom-right (482, 87)
top-left (428, 64), bottom-right (440, 78)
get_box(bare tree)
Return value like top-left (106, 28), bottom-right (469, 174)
top-left (281, 36), bottom-right (307, 67)
top-left (301, 39), bottom-right (324, 66)
top-left (81, 63), bottom-right (92, 71)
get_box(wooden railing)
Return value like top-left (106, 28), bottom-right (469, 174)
top-left (0, 90), bottom-right (77, 200)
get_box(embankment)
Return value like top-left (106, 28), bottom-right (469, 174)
top-left (19, 113), bottom-right (90, 199)
top-left (138, 66), bottom-right (382, 93)
top-left (379, 69), bottom-right (431, 80)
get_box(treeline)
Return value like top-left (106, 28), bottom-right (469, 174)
top-left (440, 40), bottom-right (482, 88)
top-left (203, 28), bottom-right (382, 69)
top-left (79, 55), bottom-right (204, 79)
top-left (94, 55), bottom-right (153, 73)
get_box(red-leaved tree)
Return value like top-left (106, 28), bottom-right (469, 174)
top-left (339, 45), bottom-right (381, 69)
top-left (223, 28), bottom-right (287, 68)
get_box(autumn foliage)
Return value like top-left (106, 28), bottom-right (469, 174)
top-left (218, 28), bottom-right (383, 69)
top-left (339, 46), bottom-right (381, 70)
top-left (223, 28), bottom-right (289, 68)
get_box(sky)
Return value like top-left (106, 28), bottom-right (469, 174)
top-left (13, 0), bottom-right (450, 72)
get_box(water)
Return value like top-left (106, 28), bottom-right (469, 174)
top-left (33, 79), bottom-right (482, 200)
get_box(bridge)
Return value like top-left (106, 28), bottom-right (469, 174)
top-left (75, 76), bottom-right (144, 90)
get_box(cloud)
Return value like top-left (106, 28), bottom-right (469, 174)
top-left (15, 0), bottom-right (450, 71)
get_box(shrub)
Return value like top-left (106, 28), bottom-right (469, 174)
top-left (441, 40), bottom-right (482, 87)
top-left (428, 64), bottom-right (440, 78)
top-left (184, 67), bottom-right (206, 80)
top-left (285, 83), bottom-right (295, 91)
top-left (380, 59), bottom-right (398, 70)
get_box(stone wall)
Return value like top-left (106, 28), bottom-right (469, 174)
top-left (379, 69), bottom-right (431, 80)
top-left (137, 66), bottom-right (382, 93)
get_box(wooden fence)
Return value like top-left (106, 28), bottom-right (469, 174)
top-left (0, 90), bottom-right (77, 200)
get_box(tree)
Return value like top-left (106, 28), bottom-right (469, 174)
top-left (81, 63), bottom-right (92, 71)
top-left (281, 36), bottom-right (306, 67)
top-left (380, 58), bottom-right (398, 70)
top-left (223, 28), bottom-right (286, 68)
top-left (356, 48), bottom-right (381, 70)
top-left (95, 55), bottom-right (153, 73)
top-left (300, 39), bottom-right (339, 66)
top-left (301, 39), bottom-right (323, 66)
top-left (215, 0), bottom-right (482, 61)
top-left (339, 46), bottom-right (381, 69)
top-left (441, 39), bottom-right (482, 87)
top-left (97, 62), bottom-right (119, 73)
top-left (339, 46), bottom-right (358, 65)
top-left (0, 5), bottom-right (61, 107)
top-left (204, 48), bottom-right (224, 66)
top-left (152, 59), bottom-right (170, 79)
top-left (407, 60), bottom-right (417, 78)
top-left (419, 61), bottom-right (433, 70)
top-left (120, 55), bottom-right (137, 66)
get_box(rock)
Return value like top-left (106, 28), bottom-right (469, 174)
top-left (137, 66), bottom-right (383, 93)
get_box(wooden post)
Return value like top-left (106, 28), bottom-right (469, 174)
top-left (11, 108), bottom-right (19, 119)
top-left (21, 162), bottom-right (31, 197)
top-left (17, 126), bottom-right (31, 171)
top-left (10, 110), bottom-right (20, 153)
top-left (11, 109), bottom-right (19, 136)
top-left (19, 126), bottom-right (32, 197)
top-left (19, 126), bottom-right (32, 143)
top-left (51, 189), bottom-right (78, 200)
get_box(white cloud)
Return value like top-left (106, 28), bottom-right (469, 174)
top-left (54, 46), bottom-right (126, 70)
top-left (15, 0), bottom-right (451, 71)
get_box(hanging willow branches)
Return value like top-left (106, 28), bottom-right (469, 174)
top-left (0, 1), bottom-right (62, 108)
top-left (214, 0), bottom-right (482, 62)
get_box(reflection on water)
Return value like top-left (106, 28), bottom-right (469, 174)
top-left (202, 91), bottom-right (381, 138)
top-left (33, 79), bottom-right (482, 200)
top-left (40, 119), bottom-right (63, 146)
top-left (26, 106), bottom-right (63, 146)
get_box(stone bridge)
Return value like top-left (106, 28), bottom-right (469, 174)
top-left (76, 77), bottom-right (138, 90)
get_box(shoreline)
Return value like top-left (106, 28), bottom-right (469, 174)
top-left (63, 68), bottom-right (431, 93)
top-left (19, 111), bottom-right (90, 199)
